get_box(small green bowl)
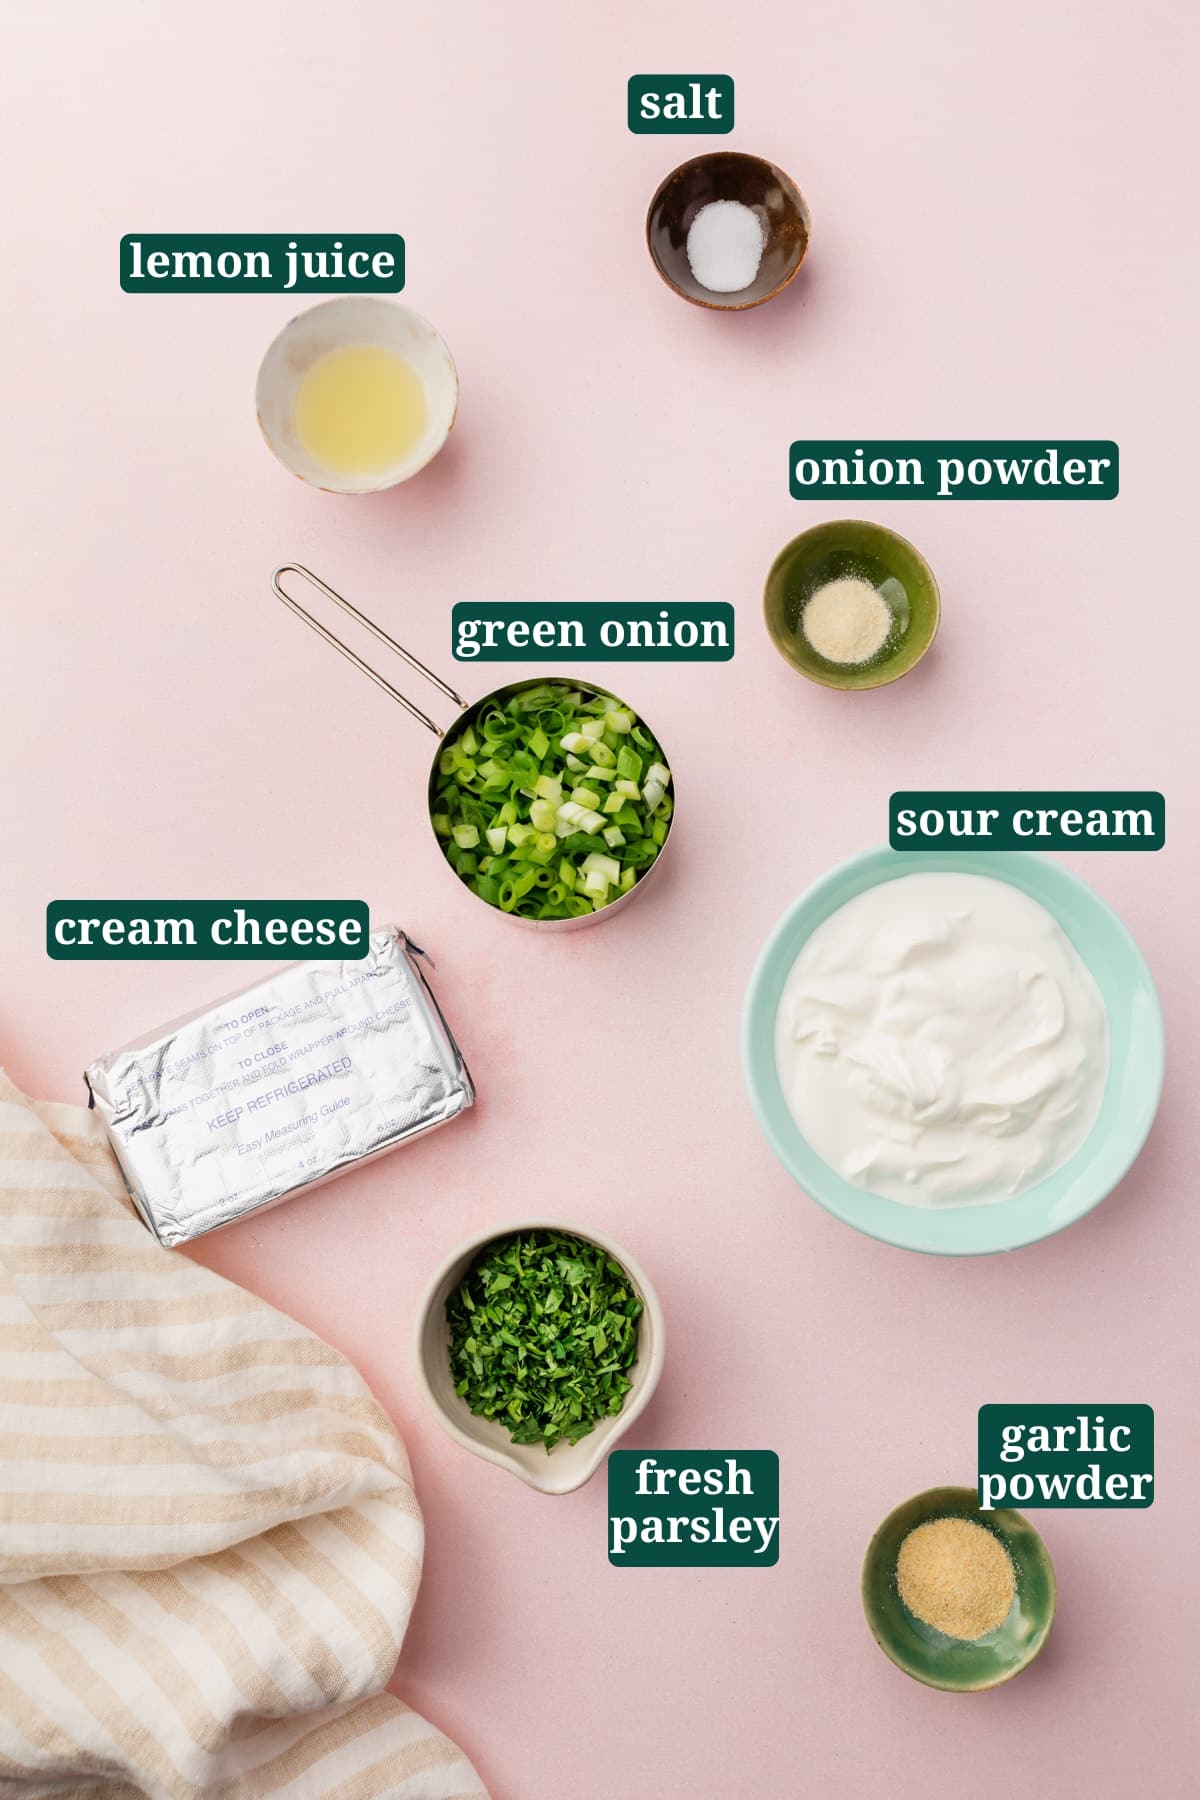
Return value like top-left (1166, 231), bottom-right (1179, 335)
top-left (742, 847), bottom-right (1164, 1254)
top-left (763, 519), bottom-right (940, 689)
top-left (862, 1486), bottom-right (1056, 1691)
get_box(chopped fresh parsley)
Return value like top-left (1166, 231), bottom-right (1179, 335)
top-left (446, 1229), bottom-right (643, 1451)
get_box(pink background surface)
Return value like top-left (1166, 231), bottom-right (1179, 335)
top-left (2, 3), bottom-right (1197, 1795)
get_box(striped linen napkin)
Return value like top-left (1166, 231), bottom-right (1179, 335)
top-left (0, 1071), bottom-right (489, 1800)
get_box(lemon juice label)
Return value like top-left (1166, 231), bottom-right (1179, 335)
top-left (120, 234), bottom-right (404, 293)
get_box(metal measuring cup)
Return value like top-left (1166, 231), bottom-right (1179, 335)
top-left (272, 565), bottom-right (677, 930)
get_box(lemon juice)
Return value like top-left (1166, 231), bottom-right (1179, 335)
top-left (293, 343), bottom-right (428, 479)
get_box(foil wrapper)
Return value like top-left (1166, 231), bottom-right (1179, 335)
top-left (84, 927), bottom-right (474, 1246)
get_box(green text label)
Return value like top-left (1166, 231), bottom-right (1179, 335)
top-left (47, 901), bottom-right (369, 959)
top-left (120, 235), bottom-right (404, 293)
top-left (979, 1406), bottom-right (1153, 1508)
top-left (628, 75), bottom-right (734, 133)
top-left (790, 440), bottom-right (1118, 500)
top-left (452, 602), bottom-right (733, 661)
top-left (609, 1451), bottom-right (779, 1565)
top-left (890, 792), bottom-right (1163, 851)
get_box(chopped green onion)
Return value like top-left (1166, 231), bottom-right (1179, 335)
top-left (582, 852), bottom-right (622, 886)
top-left (430, 683), bottom-right (674, 918)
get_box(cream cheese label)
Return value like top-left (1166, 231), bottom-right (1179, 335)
top-left (47, 901), bottom-right (369, 959)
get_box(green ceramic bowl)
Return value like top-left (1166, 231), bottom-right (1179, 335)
top-left (862, 1486), bottom-right (1056, 1691)
top-left (763, 519), bottom-right (940, 689)
top-left (742, 847), bottom-right (1163, 1254)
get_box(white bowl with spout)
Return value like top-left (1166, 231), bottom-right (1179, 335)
top-left (412, 1218), bottom-right (665, 1495)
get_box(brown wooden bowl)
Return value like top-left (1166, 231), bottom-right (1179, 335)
top-left (646, 151), bottom-right (810, 311)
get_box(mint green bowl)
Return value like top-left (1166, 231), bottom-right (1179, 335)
top-left (742, 848), bottom-right (1163, 1255)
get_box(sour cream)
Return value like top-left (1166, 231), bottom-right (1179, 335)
top-left (774, 873), bottom-right (1110, 1208)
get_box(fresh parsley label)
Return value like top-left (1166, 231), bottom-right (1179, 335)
top-left (609, 1451), bottom-right (779, 1565)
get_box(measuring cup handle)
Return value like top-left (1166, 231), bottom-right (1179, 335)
top-left (272, 564), bottom-right (468, 738)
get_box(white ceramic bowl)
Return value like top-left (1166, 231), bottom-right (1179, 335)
top-left (255, 296), bottom-right (458, 493)
top-left (413, 1218), bottom-right (665, 1495)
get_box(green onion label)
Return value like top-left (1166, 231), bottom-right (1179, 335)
top-left (979, 1407), bottom-right (1154, 1509)
top-left (890, 792), bottom-right (1164, 852)
top-left (46, 901), bottom-right (370, 960)
top-left (452, 603), bottom-right (733, 661)
top-left (608, 1452), bottom-right (779, 1565)
top-left (120, 234), bottom-right (404, 293)
top-left (790, 441), bottom-right (1119, 500)
top-left (627, 75), bottom-right (734, 134)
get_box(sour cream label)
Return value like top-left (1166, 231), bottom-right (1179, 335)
top-left (774, 873), bottom-right (1110, 1208)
